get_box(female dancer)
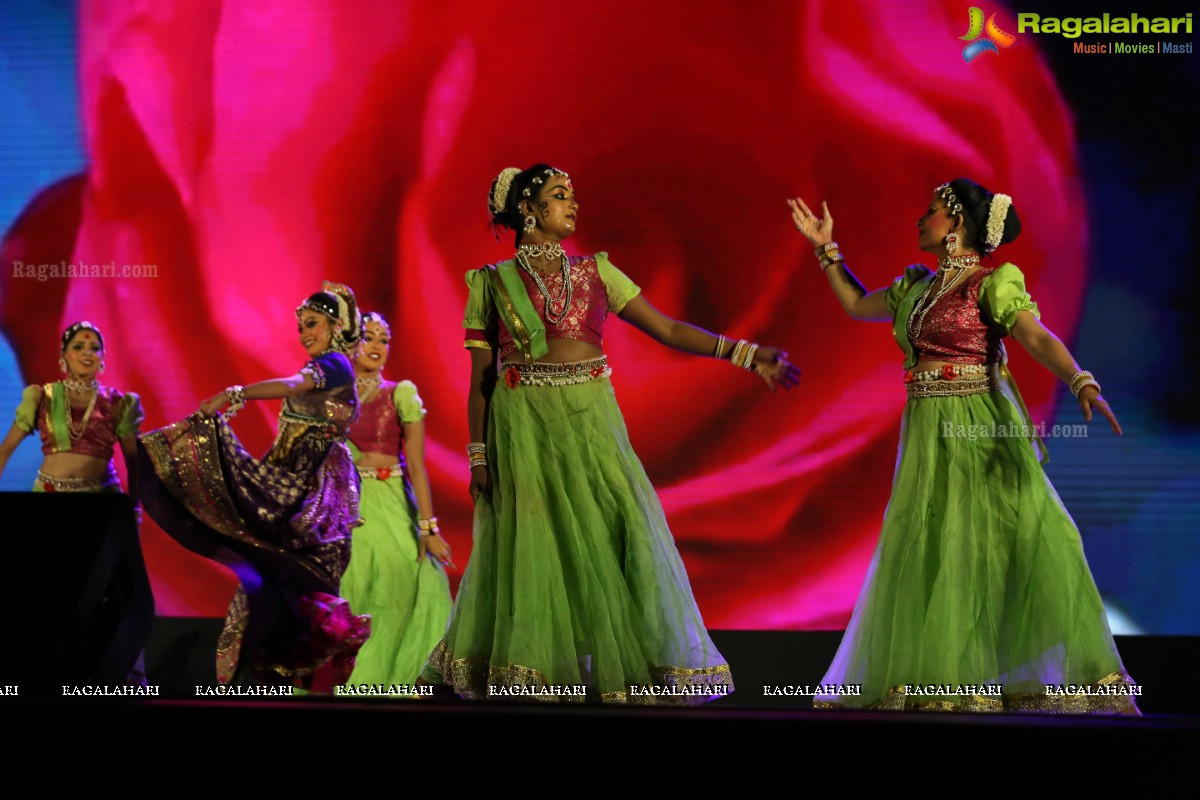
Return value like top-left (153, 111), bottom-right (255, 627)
top-left (1, 321), bottom-right (142, 497)
top-left (0, 321), bottom-right (147, 683)
top-left (340, 312), bottom-right (452, 687)
top-left (421, 164), bottom-right (800, 703)
top-left (788, 180), bottom-right (1137, 713)
top-left (138, 283), bottom-right (369, 689)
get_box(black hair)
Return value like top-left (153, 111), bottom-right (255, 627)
top-left (361, 311), bottom-right (390, 332)
top-left (946, 178), bottom-right (1021, 252)
top-left (301, 292), bottom-right (341, 321)
top-left (297, 285), bottom-right (362, 351)
top-left (488, 163), bottom-right (567, 247)
top-left (60, 321), bottom-right (105, 353)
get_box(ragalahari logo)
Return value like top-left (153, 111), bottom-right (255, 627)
top-left (960, 7), bottom-right (1017, 62)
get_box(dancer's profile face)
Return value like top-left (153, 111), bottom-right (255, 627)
top-left (916, 195), bottom-right (956, 253)
top-left (355, 321), bottom-right (390, 372)
top-left (297, 310), bottom-right (334, 357)
top-left (62, 331), bottom-right (103, 379)
top-left (523, 174), bottom-right (578, 241)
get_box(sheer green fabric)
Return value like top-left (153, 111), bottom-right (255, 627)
top-left (822, 260), bottom-right (1131, 712)
top-left (340, 475), bottom-right (451, 686)
top-left (817, 389), bottom-right (1134, 712)
top-left (422, 378), bottom-right (732, 703)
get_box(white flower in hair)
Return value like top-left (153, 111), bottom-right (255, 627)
top-left (984, 193), bottom-right (1012, 250)
top-left (490, 167), bottom-right (521, 215)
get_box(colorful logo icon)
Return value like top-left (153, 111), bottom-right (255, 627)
top-left (960, 7), bottom-right (1017, 62)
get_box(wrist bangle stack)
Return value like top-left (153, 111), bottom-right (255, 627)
top-left (467, 442), bottom-right (487, 469)
top-left (418, 517), bottom-right (439, 537)
top-left (225, 385), bottom-right (246, 419)
top-left (815, 242), bottom-right (844, 271)
top-left (1069, 370), bottom-right (1101, 398)
top-left (728, 339), bottom-right (760, 370)
top-left (713, 334), bottom-right (727, 359)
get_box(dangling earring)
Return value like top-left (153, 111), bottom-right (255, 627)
top-left (58, 358), bottom-right (68, 373)
top-left (944, 232), bottom-right (960, 255)
top-left (523, 215), bottom-right (536, 235)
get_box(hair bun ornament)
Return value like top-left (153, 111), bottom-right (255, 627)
top-left (983, 193), bottom-right (1013, 251)
top-left (320, 281), bottom-right (362, 346)
top-left (489, 167), bottom-right (522, 216)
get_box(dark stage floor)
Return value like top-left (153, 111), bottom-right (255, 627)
top-left (7, 622), bottom-right (1195, 758)
top-left (5, 623), bottom-right (1196, 776)
top-left (127, 620), bottom-right (1200, 715)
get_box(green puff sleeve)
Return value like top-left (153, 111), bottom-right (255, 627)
top-left (885, 265), bottom-right (933, 318)
top-left (393, 380), bottom-right (427, 424)
top-left (15, 385), bottom-right (42, 433)
top-left (595, 251), bottom-right (641, 313)
top-left (114, 391), bottom-right (145, 439)
top-left (979, 262), bottom-right (1041, 334)
top-left (463, 268), bottom-right (495, 330)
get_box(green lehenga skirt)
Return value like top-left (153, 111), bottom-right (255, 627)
top-left (340, 470), bottom-right (451, 687)
top-left (816, 376), bottom-right (1137, 713)
top-left (421, 361), bottom-right (732, 704)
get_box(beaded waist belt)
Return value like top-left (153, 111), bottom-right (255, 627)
top-left (36, 467), bottom-right (120, 493)
top-left (356, 463), bottom-right (403, 481)
top-left (501, 356), bottom-right (611, 388)
top-left (904, 363), bottom-right (1000, 399)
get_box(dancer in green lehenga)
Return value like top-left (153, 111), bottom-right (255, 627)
top-left (421, 164), bottom-right (800, 703)
top-left (787, 179), bottom-right (1138, 714)
top-left (340, 313), bottom-right (452, 688)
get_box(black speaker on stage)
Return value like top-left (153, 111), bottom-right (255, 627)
top-left (1, 492), bottom-right (154, 694)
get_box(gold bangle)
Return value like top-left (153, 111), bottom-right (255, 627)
top-left (818, 253), bottom-right (845, 271)
top-left (741, 342), bottom-right (759, 370)
top-left (729, 339), bottom-right (747, 366)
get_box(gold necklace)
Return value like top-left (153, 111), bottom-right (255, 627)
top-left (356, 373), bottom-right (382, 401)
top-left (65, 382), bottom-right (100, 440)
top-left (908, 266), bottom-right (972, 343)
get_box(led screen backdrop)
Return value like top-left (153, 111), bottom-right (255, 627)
top-left (1, 0), bottom-right (1196, 633)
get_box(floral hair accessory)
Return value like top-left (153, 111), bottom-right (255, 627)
top-left (490, 167), bottom-right (521, 215)
top-left (984, 193), bottom-right (1013, 251)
